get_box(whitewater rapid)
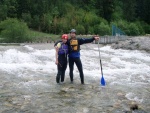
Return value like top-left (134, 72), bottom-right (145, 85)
top-left (0, 44), bottom-right (150, 110)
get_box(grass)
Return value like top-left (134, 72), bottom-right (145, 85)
top-left (0, 30), bottom-right (94, 43)
top-left (0, 30), bottom-right (60, 43)
top-left (28, 30), bottom-right (60, 42)
top-left (28, 31), bottom-right (93, 42)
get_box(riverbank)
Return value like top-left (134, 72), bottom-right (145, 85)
top-left (111, 36), bottom-right (150, 53)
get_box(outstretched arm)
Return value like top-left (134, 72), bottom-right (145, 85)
top-left (79, 36), bottom-right (100, 45)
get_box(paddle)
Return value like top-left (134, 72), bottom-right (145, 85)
top-left (98, 39), bottom-right (106, 86)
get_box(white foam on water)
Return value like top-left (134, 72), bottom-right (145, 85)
top-left (0, 44), bottom-right (149, 109)
top-left (24, 45), bottom-right (34, 51)
top-left (0, 45), bottom-right (150, 86)
top-left (125, 92), bottom-right (143, 103)
top-left (0, 44), bottom-right (150, 105)
top-left (82, 45), bottom-right (150, 86)
top-left (0, 47), bottom-right (57, 74)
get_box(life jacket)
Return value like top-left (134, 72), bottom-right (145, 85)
top-left (58, 43), bottom-right (68, 55)
top-left (70, 39), bottom-right (80, 52)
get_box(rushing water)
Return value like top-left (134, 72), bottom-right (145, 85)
top-left (0, 43), bottom-right (150, 113)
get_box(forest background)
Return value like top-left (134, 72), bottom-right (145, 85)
top-left (0, 0), bottom-right (150, 42)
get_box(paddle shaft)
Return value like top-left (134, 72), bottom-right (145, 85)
top-left (98, 40), bottom-right (103, 76)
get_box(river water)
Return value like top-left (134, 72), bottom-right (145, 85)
top-left (0, 43), bottom-right (150, 113)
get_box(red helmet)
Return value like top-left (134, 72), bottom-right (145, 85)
top-left (61, 34), bottom-right (68, 40)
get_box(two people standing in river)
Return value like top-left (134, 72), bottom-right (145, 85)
top-left (55, 29), bottom-right (99, 84)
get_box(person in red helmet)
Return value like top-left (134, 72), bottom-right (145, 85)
top-left (55, 34), bottom-right (68, 84)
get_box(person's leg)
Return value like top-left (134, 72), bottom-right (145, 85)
top-left (74, 58), bottom-right (84, 84)
top-left (61, 60), bottom-right (67, 82)
top-left (56, 70), bottom-right (62, 83)
top-left (56, 62), bottom-right (63, 83)
top-left (69, 57), bottom-right (74, 83)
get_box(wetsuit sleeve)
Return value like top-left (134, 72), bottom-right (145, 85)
top-left (78, 37), bottom-right (95, 45)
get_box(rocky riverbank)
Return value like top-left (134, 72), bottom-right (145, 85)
top-left (111, 36), bottom-right (150, 53)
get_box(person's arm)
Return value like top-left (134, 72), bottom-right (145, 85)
top-left (55, 47), bottom-right (59, 65)
top-left (55, 42), bottom-right (62, 65)
top-left (78, 36), bottom-right (99, 45)
top-left (54, 41), bottom-right (61, 53)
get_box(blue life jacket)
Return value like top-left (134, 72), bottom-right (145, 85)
top-left (58, 43), bottom-right (68, 55)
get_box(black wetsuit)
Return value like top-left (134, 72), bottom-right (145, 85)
top-left (56, 53), bottom-right (67, 83)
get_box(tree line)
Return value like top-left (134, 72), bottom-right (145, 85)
top-left (0, 0), bottom-right (150, 37)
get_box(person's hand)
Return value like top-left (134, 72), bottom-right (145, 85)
top-left (55, 60), bottom-right (58, 65)
top-left (55, 46), bottom-right (59, 51)
top-left (94, 36), bottom-right (100, 41)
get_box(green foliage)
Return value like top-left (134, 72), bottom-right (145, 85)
top-left (57, 17), bottom-right (68, 34)
top-left (140, 21), bottom-right (150, 34)
top-left (135, 21), bottom-right (145, 35)
top-left (112, 20), bottom-right (144, 36)
top-left (111, 0), bottom-right (123, 21)
top-left (88, 27), bottom-right (94, 35)
top-left (122, 0), bottom-right (136, 21)
top-left (28, 30), bottom-right (59, 42)
top-left (84, 12), bottom-right (100, 26)
top-left (0, 0), bottom-right (150, 36)
top-left (22, 13), bottom-right (32, 27)
top-left (114, 20), bottom-right (129, 35)
top-left (128, 23), bottom-right (140, 36)
top-left (31, 15), bottom-right (40, 30)
top-left (76, 24), bottom-right (85, 34)
top-left (113, 20), bottom-right (147, 36)
top-left (0, 18), bottom-right (30, 43)
top-left (39, 13), bottom-right (53, 33)
top-left (0, 4), bottom-right (7, 21)
top-left (94, 22), bottom-right (111, 36)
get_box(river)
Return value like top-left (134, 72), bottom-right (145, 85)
top-left (0, 43), bottom-right (150, 113)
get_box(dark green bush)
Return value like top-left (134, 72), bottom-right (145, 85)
top-left (0, 18), bottom-right (30, 43)
top-left (128, 23), bottom-right (140, 36)
top-left (76, 24), bottom-right (85, 34)
top-left (94, 22), bottom-right (111, 36)
top-left (113, 20), bottom-right (144, 36)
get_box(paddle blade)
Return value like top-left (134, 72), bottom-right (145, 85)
top-left (101, 75), bottom-right (105, 86)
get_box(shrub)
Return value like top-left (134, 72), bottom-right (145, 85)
top-left (76, 24), bottom-right (85, 34)
top-left (94, 22), bottom-right (111, 36)
top-left (88, 27), bottom-right (94, 34)
top-left (141, 22), bottom-right (150, 34)
top-left (0, 18), bottom-right (30, 43)
top-left (114, 20), bottom-right (129, 35)
top-left (135, 21), bottom-right (145, 35)
top-left (22, 13), bottom-right (32, 27)
top-left (128, 23), bottom-right (140, 36)
top-left (111, 20), bottom-right (146, 36)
